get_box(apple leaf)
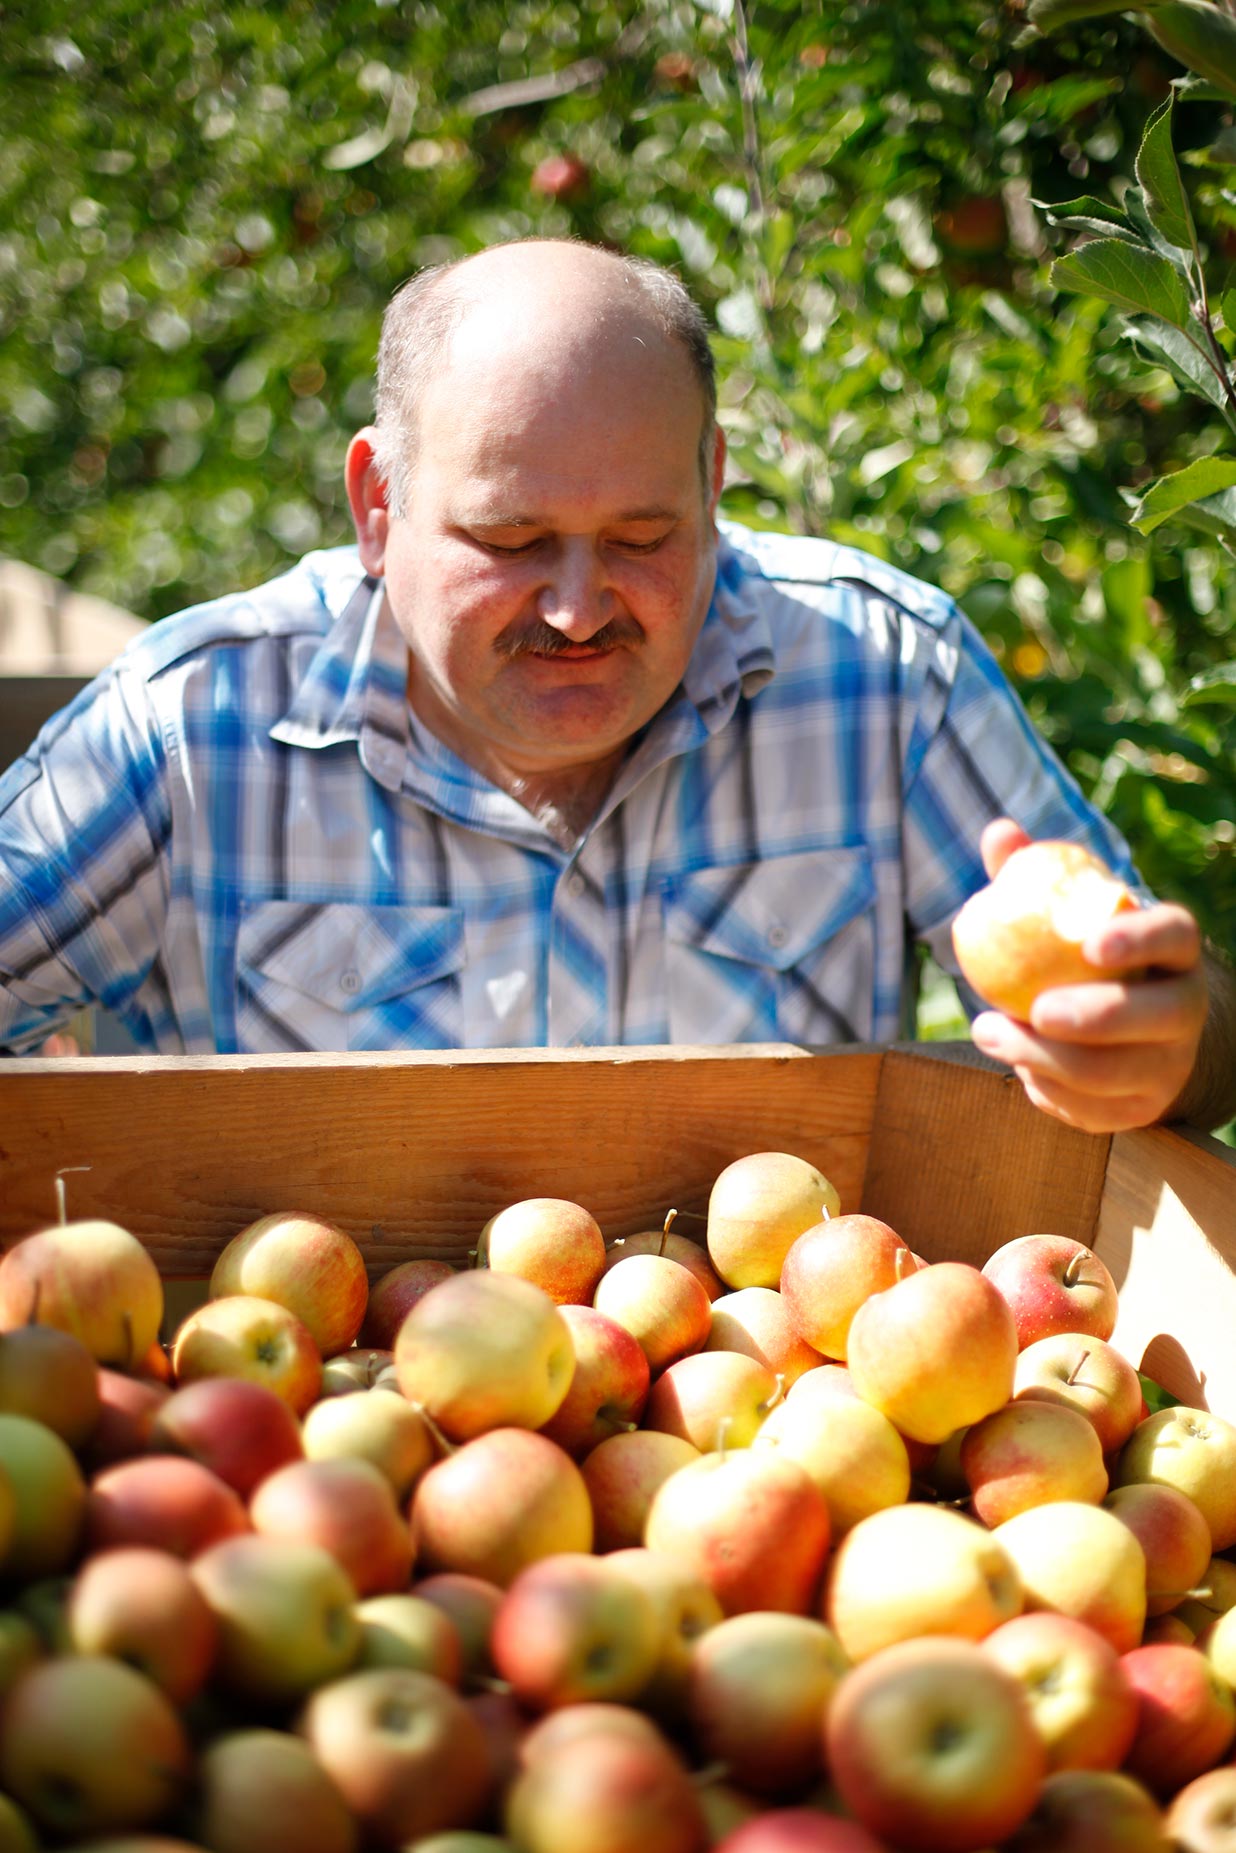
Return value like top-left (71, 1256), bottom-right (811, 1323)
top-left (1183, 663), bottom-right (1236, 708)
top-left (1034, 194), bottom-right (1147, 243)
top-left (1051, 239), bottom-right (1192, 328)
top-left (1147, 1), bottom-right (1236, 99)
top-left (1028, 0), bottom-right (1154, 28)
top-left (1156, 482), bottom-right (1236, 545)
top-left (1138, 1371), bottom-right (1181, 1414)
top-left (1135, 97), bottom-right (1197, 256)
top-left (1130, 458), bottom-right (1236, 533)
top-left (1124, 316), bottom-right (1233, 414)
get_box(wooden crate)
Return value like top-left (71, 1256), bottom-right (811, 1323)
top-left (1, 1043), bottom-right (1233, 1415)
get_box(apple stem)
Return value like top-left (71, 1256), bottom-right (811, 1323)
top-left (690, 1762), bottom-right (732, 1788)
top-left (468, 1242), bottom-right (484, 1270)
top-left (410, 1402), bottom-right (457, 1457)
top-left (52, 1165), bottom-right (90, 1226)
top-left (1151, 1588), bottom-right (1212, 1602)
top-left (1063, 1250), bottom-right (1087, 1288)
top-left (757, 1374), bottom-right (786, 1419)
top-left (660, 1208), bottom-right (678, 1256)
top-left (1066, 1350), bottom-right (1091, 1386)
top-left (471, 1674), bottom-right (514, 1695)
top-left (715, 1414), bottom-right (733, 1461)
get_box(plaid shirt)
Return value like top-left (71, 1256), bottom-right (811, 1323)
top-left (0, 521), bottom-right (1139, 1055)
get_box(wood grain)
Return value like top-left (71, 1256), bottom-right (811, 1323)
top-left (0, 1045), bottom-right (881, 1276)
top-left (860, 1047), bottom-right (1112, 1264)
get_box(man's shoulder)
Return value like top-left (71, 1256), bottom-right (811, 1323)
top-left (718, 520), bottom-right (958, 633)
top-left (115, 547), bottom-right (368, 680)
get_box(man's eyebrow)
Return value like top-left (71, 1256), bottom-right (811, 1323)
top-left (462, 506), bottom-right (684, 528)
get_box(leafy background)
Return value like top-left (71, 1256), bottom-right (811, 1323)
top-left (2, 0), bottom-right (1233, 1112)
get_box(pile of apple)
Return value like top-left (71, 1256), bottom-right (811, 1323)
top-left (1, 1159), bottom-right (1236, 1853)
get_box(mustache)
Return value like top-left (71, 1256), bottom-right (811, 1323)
top-left (495, 616), bottom-right (645, 660)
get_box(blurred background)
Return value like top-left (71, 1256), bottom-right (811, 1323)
top-left (2, 0), bottom-right (1233, 1103)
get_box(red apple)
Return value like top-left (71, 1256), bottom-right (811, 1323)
top-left (490, 1552), bottom-right (661, 1711)
top-left (823, 1502), bottom-right (1021, 1664)
top-left (712, 1815), bottom-right (890, 1853)
top-left (994, 1501), bottom-right (1147, 1654)
top-left (999, 1767), bottom-right (1170, 1852)
top-left (0, 1218), bottom-right (163, 1369)
top-left (84, 1368), bottom-right (170, 1470)
top-left (504, 1723), bottom-right (706, 1853)
top-left (150, 1375), bottom-right (304, 1499)
top-left (981, 1235), bottom-right (1118, 1351)
top-left (302, 1388), bottom-right (433, 1501)
top-left (579, 1429), bottom-right (701, 1554)
top-left (411, 1428), bottom-right (593, 1587)
top-left (705, 1288), bottom-right (824, 1385)
top-left (592, 1254), bottom-right (711, 1376)
top-left (645, 1448), bottom-right (830, 1616)
top-left (1014, 1332), bottom-right (1144, 1455)
top-left (0, 1324), bottom-right (100, 1449)
top-left (642, 1349), bottom-right (779, 1453)
top-left (981, 1611), bottom-right (1139, 1772)
top-left (755, 1394), bottom-right (910, 1537)
top-left (1104, 1483), bottom-right (1213, 1618)
top-left (84, 1455), bottom-right (250, 1560)
top-left (395, 1271), bottom-right (573, 1442)
top-left (191, 1534), bottom-right (361, 1706)
top-left (354, 1591), bottom-right (462, 1682)
top-left (298, 1666), bottom-right (493, 1846)
top-left (171, 1294), bottom-right (322, 1415)
top-left (779, 1215), bottom-right (915, 1360)
top-left (601, 1229), bottom-right (725, 1302)
top-left (1165, 1765), bottom-right (1236, 1853)
top-left (192, 1727), bottom-right (359, 1853)
top-left (603, 1547), bottom-right (724, 1724)
top-left (412, 1571), bottom-right (503, 1685)
top-left (66, 1545), bottom-right (218, 1704)
top-left (1120, 1642), bottom-right (1236, 1798)
top-left (0, 1655), bottom-right (191, 1842)
top-left (483, 1197), bottom-right (607, 1306)
top-left (1113, 1406), bottom-right (1236, 1552)
top-left (250, 1456), bottom-right (414, 1597)
top-left (210, 1211), bottom-right (369, 1359)
top-left (359, 1259), bottom-right (455, 1350)
top-left (847, 1262), bottom-right (1017, 1445)
top-left (686, 1611), bottom-right (849, 1795)
top-left (961, 1399), bottom-right (1108, 1528)
top-left (825, 1635), bottom-right (1045, 1850)
top-left (539, 1305), bottom-right (650, 1458)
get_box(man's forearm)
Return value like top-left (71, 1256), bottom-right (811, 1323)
top-left (1163, 944), bottom-right (1236, 1132)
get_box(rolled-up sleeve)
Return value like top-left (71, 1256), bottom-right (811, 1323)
top-left (0, 668), bottom-right (172, 1050)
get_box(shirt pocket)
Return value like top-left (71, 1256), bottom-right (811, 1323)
top-left (235, 900), bottom-right (465, 1053)
top-left (662, 846), bottom-right (876, 1046)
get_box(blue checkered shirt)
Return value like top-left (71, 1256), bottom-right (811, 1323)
top-left (0, 521), bottom-right (1140, 1055)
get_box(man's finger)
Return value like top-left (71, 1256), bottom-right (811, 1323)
top-left (1028, 970), bottom-right (1208, 1046)
top-left (979, 817), bottom-right (1030, 882)
top-left (1084, 900), bottom-right (1202, 975)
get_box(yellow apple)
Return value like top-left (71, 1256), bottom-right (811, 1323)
top-left (706, 1152), bottom-right (840, 1291)
top-left (394, 1271), bottom-right (573, 1443)
top-left (951, 838), bottom-right (1139, 1022)
top-left (993, 1501), bottom-right (1147, 1654)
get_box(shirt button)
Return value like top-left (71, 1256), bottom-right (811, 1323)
top-left (767, 923), bottom-right (789, 950)
top-left (565, 872), bottom-right (586, 899)
top-left (340, 969), bottom-right (362, 996)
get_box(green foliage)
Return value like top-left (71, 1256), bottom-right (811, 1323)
top-left (1, 0), bottom-right (1233, 1007)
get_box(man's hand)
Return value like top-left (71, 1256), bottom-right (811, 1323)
top-left (967, 820), bottom-right (1211, 1135)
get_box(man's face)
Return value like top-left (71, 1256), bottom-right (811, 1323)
top-left (354, 309), bottom-right (723, 789)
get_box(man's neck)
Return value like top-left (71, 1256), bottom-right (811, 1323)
top-left (489, 755), bottom-right (623, 850)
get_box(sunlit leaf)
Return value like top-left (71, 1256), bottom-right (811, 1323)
top-left (1050, 239), bottom-right (1192, 326)
top-left (1135, 97), bottom-right (1196, 255)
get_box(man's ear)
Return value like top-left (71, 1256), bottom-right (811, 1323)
top-left (708, 422), bottom-right (727, 521)
top-left (345, 429), bottom-right (390, 575)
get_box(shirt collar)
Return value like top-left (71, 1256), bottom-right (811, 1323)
top-left (266, 525), bottom-right (779, 805)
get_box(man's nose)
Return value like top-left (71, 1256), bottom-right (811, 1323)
top-left (535, 543), bottom-right (615, 638)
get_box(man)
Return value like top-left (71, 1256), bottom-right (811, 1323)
top-left (1, 239), bottom-right (1232, 1134)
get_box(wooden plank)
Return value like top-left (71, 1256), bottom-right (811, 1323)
top-left (1095, 1124), bottom-right (1236, 1418)
top-left (0, 1045), bottom-right (882, 1277)
top-left (860, 1047), bottom-right (1111, 1265)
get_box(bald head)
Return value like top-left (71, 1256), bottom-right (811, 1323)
top-left (370, 240), bottom-right (716, 514)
